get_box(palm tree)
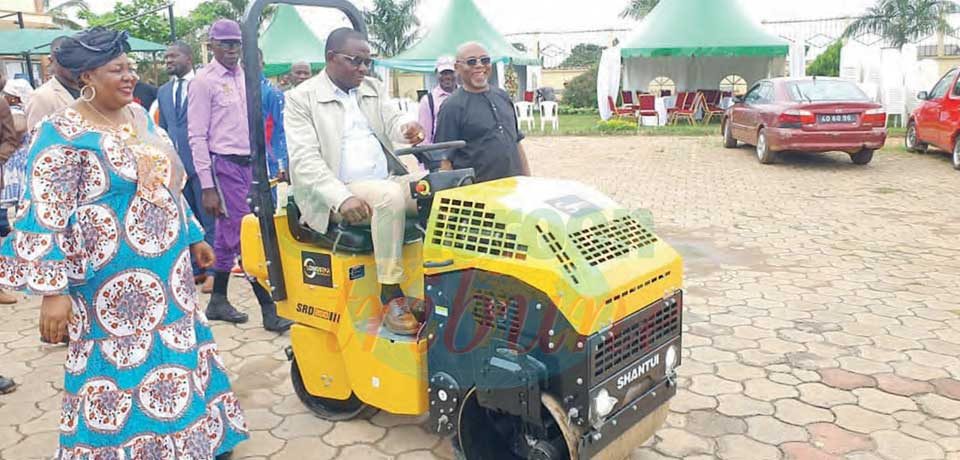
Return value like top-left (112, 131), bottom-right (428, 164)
top-left (43, 0), bottom-right (90, 30)
top-left (843, 0), bottom-right (960, 49)
top-left (620, 0), bottom-right (660, 20)
top-left (364, 0), bottom-right (420, 58)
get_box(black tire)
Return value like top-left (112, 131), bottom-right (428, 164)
top-left (851, 149), bottom-right (874, 165)
top-left (756, 129), bottom-right (775, 164)
top-left (905, 121), bottom-right (927, 153)
top-left (953, 137), bottom-right (960, 170)
top-left (723, 120), bottom-right (738, 148)
top-left (290, 358), bottom-right (374, 421)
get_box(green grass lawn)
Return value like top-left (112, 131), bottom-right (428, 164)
top-left (524, 114), bottom-right (720, 137)
top-left (524, 113), bottom-right (909, 139)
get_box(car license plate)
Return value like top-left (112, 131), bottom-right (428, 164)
top-left (817, 113), bottom-right (859, 124)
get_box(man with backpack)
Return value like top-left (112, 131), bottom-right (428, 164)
top-left (417, 56), bottom-right (457, 144)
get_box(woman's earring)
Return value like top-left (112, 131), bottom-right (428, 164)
top-left (79, 85), bottom-right (96, 102)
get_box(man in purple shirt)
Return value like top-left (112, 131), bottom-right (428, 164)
top-left (417, 56), bottom-right (457, 144)
top-left (188, 18), bottom-right (293, 333)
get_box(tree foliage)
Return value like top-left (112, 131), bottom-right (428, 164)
top-left (620, 0), bottom-right (660, 20)
top-left (79, 0), bottom-right (177, 45)
top-left (560, 43), bottom-right (602, 68)
top-left (843, 0), bottom-right (960, 49)
top-left (364, 0), bottom-right (420, 58)
top-left (44, 0), bottom-right (90, 30)
top-left (562, 65), bottom-right (599, 109)
top-left (806, 41), bottom-right (842, 77)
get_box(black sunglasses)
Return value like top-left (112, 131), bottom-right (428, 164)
top-left (334, 53), bottom-right (373, 67)
top-left (213, 39), bottom-right (242, 50)
top-left (459, 56), bottom-right (492, 67)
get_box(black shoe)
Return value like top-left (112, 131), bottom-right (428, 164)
top-left (0, 376), bottom-right (16, 394)
top-left (261, 302), bottom-right (293, 333)
top-left (205, 294), bottom-right (249, 324)
top-left (215, 451), bottom-right (233, 460)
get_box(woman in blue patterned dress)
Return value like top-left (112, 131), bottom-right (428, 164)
top-left (0, 28), bottom-right (248, 460)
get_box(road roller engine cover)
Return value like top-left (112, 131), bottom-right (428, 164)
top-left (420, 177), bottom-right (683, 460)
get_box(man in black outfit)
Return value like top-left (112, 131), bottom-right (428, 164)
top-left (433, 42), bottom-right (530, 181)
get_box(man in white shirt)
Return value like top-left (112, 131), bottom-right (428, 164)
top-left (285, 28), bottom-right (426, 335)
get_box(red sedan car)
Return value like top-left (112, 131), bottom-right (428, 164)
top-left (905, 67), bottom-right (960, 170)
top-left (722, 77), bottom-right (888, 165)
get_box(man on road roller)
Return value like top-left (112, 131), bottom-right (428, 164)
top-left (285, 27), bottom-right (429, 335)
top-left (240, 1), bottom-right (683, 459)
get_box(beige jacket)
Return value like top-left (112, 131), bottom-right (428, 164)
top-left (25, 77), bottom-right (75, 130)
top-left (284, 71), bottom-right (410, 233)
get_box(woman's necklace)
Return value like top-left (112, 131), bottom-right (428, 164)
top-left (83, 100), bottom-right (137, 140)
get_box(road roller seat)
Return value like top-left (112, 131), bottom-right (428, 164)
top-left (286, 196), bottom-right (423, 254)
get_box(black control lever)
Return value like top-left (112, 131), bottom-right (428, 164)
top-left (394, 141), bottom-right (466, 157)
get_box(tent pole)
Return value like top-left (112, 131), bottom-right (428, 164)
top-left (168, 5), bottom-right (176, 43)
top-left (15, 12), bottom-right (37, 88)
top-left (24, 52), bottom-right (36, 89)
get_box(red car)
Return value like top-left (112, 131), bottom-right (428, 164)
top-left (722, 77), bottom-right (887, 165)
top-left (905, 67), bottom-right (960, 170)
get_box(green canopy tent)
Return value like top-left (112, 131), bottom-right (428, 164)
top-left (0, 28), bottom-right (166, 55)
top-left (376, 0), bottom-right (540, 99)
top-left (0, 28), bottom-right (167, 87)
top-left (377, 0), bottom-right (539, 73)
top-left (259, 5), bottom-right (326, 78)
top-left (618, 0), bottom-right (789, 93)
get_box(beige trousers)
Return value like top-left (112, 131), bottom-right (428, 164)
top-left (340, 173), bottom-right (423, 284)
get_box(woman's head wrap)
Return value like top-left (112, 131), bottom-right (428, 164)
top-left (54, 27), bottom-right (131, 79)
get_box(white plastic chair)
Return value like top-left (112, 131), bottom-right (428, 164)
top-left (884, 87), bottom-right (906, 128)
top-left (540, 101), bottom-right (559, 132)
top-left (514, 102), bottom-right (535, 131)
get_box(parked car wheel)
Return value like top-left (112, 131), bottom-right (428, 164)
top-left (723, 120), bottom-right (738, 148)
top-left (850, 149), bottom-right (874, 165)
top-left (905, 121), bottom-right (927, 153)
top-left (953, 137), bottom-right (960, 170)
top-left (756, 129), bottom-right (775, 164)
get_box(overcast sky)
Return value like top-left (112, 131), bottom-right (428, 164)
top-left (81, 0), bottom-right (879, 34)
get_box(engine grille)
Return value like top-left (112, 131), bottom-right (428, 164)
top-left (589, 293), bottom-right (682, 383)
top-left (570, 216), bottom-right (659, 267)
top-left (606, 270), bottom-right (672, 305)
top-left (432, 198), bottom-right (528, 261)
top-left (536, 224), bottom-right (580, 284)
top-left (471, 290), bottom-right (522, 335)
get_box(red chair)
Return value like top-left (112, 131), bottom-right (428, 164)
top-left (635, 94), bottom-right (658, 125)
top-left (524, 91), bottom-right (534, 102)
top-left (621, 90), bottom-right (637, 109)
top-left (701, 91), bottom-right (725, 124)
top-left (608, 95), bottom-right (636, 119)
top-left (669, 92), bottom-right (701, 125)
top-left (667, 92), bottom-right (688, 117)
top-left (701, 90), bottom-right (721, 108)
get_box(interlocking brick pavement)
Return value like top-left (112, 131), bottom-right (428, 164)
top-left (2, 136), bottom-right (960, 459)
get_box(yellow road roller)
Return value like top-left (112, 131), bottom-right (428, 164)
top-left (239, 2), bottom-right (683, 458)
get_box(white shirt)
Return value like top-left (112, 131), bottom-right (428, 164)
top-left (149, 70), bottom-right (195, 119)
top-left (335, 87), bottom-right (388, 184)
top-left (173, 70), bottom-right (195, 108)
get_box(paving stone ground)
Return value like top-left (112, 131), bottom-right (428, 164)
top-left (2, 136), bottom-right (960, 460)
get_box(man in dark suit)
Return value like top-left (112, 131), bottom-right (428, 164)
top-left (156, 41), bottom-right (216, 291)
